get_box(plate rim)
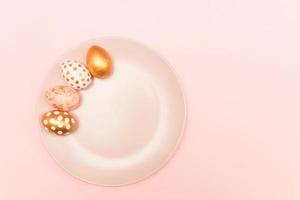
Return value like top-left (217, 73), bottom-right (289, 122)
top-left (36, 36), bottom-right (188, 186)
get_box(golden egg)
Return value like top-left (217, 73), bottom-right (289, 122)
top-left (86, 45), bottom-right (113, 78)
top-left (41, 110), bottom-right (78, 136)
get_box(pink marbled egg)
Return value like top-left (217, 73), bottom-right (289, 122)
top-left (45, 85), bottom-right (81, 111)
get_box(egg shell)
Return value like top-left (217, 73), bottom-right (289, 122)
top-left (45, 85), bottom-right (81, 111)
top-left (41, 110), bottom-right (78, 136)
top-left (86, 45), bottom-right (113, 78)
top-left (61, 60), bottom-right (92, 90)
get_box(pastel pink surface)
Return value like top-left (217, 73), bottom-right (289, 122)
top-left (1, 0), bottom-right (300, 200)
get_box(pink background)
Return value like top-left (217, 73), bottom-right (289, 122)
top-left (1, 0), bottom-right (300, 199)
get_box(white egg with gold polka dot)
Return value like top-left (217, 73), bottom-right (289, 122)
top-left (61, 60), bottom-right (92, 90)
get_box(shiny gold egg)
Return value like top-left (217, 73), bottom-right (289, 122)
top-left (41, 110), bottom-right (78, 136)
top-left (86, 45), bottom-right (113, 78)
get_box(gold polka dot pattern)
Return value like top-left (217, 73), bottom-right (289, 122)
top-left (61, 60), bottom-right (92, 90)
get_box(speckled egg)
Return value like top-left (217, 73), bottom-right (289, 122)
top-left (45, 85), bottom-right (80, 111)
top-left (41, 110), bottom-right (78, 136)
top-left (61, 60), bottom-right (92, 90)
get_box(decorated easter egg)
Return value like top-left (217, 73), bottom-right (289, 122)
top-left (61, 60), bottom-right (92, 90)
top-left (41, 110), bottom-right (78, 136)
top-left (45, 85), bottom-right (80, 111)
top-left (86, 45), bottom-right (113, 78)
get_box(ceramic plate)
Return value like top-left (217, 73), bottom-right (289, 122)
top-left (37, 37), bottom-right (186, 186)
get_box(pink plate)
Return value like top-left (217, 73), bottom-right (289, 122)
top-left (37, 37), bottom-right (186, 186)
